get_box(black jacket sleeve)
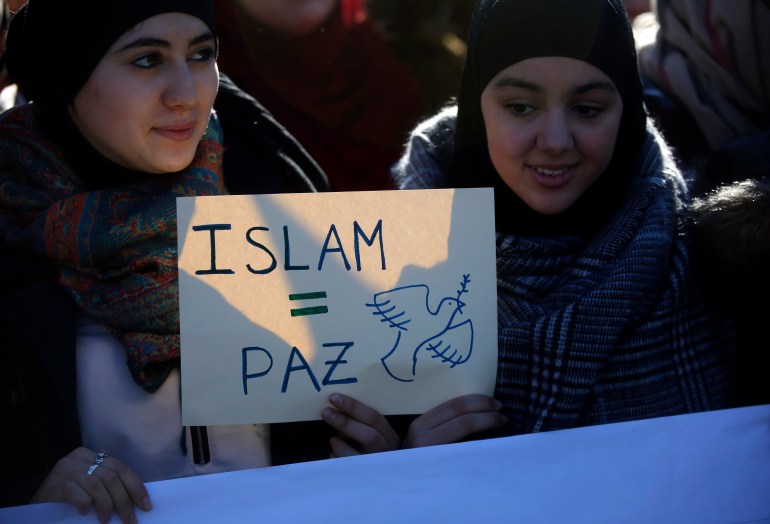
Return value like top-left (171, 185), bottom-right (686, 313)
top-left (0, 240), bottom-right (82, 508)
top-left (215, 74), bottom-right (330, 195)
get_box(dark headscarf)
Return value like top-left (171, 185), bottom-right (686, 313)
top-left (451, 0), bottom-right (647, 236)
top-left (5, 0), bottom-right (216, 111)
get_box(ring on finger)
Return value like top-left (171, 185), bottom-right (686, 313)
top-left (86, 449), bottom-right (109, 475)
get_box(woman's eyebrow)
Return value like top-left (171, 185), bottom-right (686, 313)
top-left (572, 81), bottom-right (616, 95)
top-left (492, 77), bottom-right (542, 92)
top-left (117, 31), bottom-right (216, 52)
top-left (492, 76), bottom-right (616, 95)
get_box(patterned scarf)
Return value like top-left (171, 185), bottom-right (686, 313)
top-left (0, 104), bottom-right (225, 392)
top-left (394, 108), bottom-right (736, 432)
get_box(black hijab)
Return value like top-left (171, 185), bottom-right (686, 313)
top-left (5, 0), bottom-right (216, 111)
top-left (451, 0), bottom-right (647, 236)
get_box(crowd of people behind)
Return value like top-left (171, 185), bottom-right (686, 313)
top-left (0, 0), bottom-right (767, 522)
top-left (633, 0), bottom-right (770, 407)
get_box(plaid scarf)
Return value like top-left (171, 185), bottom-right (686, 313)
top-left (0, 104), bottom-right (225, 392)
top-left (395, 108), bottom-right (737, 432)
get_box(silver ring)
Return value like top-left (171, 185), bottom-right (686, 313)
top-left (86, 450), bottom-right (109, 475)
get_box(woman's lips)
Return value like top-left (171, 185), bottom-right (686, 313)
top-left (154, 122), bottom-right (196, 141)
top-left (529, 164), bottom-right (575, 188)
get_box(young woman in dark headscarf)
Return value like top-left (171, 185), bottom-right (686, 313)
top-left (0, 0), bottom-right (327, 519)
top-left (318, 0), bottom-right (738, 457)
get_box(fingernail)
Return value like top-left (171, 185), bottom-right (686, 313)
top-left (321, 407), bottom-right (335, 421)
top-left (494, 399), bottom-right (503, 410)
top-left (329, 393), bottom-right (341, 405)
top-left (142, 496), bottom-right (153, 511)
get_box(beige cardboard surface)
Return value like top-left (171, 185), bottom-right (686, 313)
top-left (176, 188), bottom-right (497, 425)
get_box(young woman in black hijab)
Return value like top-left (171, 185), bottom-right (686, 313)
top-left (319, 0), bottom-right (738, 457)
top-left (0, 0), bottom-right (327, 520)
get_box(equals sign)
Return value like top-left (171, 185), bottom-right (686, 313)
top-left (289, 291), bottom-right (329, 317)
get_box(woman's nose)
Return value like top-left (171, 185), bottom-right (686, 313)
top-left (163, 63), bottom-right (197, 109)
top-left (536, 110), bottom-right (574, 153)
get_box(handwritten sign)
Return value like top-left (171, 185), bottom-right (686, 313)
top-left (176, 188), bottom-right (497, 425)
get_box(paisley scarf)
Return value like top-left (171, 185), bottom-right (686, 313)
top-left (0, 104), bottom-right (225, 392)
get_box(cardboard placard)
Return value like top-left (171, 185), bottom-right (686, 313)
top-left (176, 188), bottom-right (497, 425)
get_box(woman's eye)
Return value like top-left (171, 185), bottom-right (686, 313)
top-left (132, 53), bottom-right (163, 69)
top-left (505, 103), bottom-right (534, 116)
top-left (573, 104), bottom-right (603, 118)
top-left (191, 46), bottom-right (217, 63)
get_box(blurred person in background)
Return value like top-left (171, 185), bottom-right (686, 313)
top-left (366, 0), bottom-right (471, 117)
top-left (689, 175), bottom-right (770, 408)
top-left (635, 0), bottom-right (770, 195)
top-left (0, 0), bottom-right (27, 110)
top-left (624, 0), bottom-right (651, 19)
top-left (214, 0), bottom-right (423, 191)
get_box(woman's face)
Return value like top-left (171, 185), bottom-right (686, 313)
top-left (480, 57), bottom-right (622, 215)
top-left (232, 0), bottom-right (337, 35)
top-left (68, 13), bottom-right (219, 174)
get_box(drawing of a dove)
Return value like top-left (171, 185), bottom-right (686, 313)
top-left (366, 274), bottom-right (474, 382)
